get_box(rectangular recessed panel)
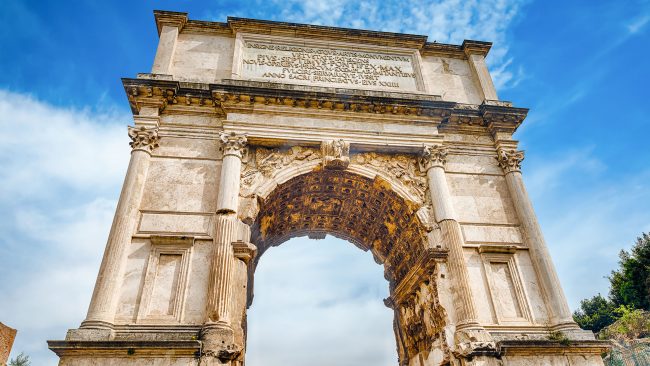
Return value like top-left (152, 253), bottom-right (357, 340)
top-left (148, 254), bottom-right (182, 316)
top-left (489, 262), bottom-right (522, 319)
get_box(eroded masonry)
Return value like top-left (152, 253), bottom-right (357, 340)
top-left (48, 10), bottom-right (610, 366)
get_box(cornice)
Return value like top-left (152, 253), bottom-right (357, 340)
top-left (153, 10), bottom-right (188, 36)
top-left (151, 10), bottom-right (492, 57)
top-left (122, 77), bottom-right (528, 134)
top-left (227, 17), bottom-right (428, 49)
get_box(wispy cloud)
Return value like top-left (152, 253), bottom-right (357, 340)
top-left (205, 0), bottom-right (529, 90)
top-left (626, 14), bottom-right (650, 34)
top-left (0, 90), bottom-right (129, 364)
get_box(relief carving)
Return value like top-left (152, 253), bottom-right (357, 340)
top-left (352, 152), bottom-right (428, 204)
top-left (395, 276), bottom-right (448, 365)
top-left (321, 139), bottom-right (350, 169)
top-left (239, 145), bottom-right (321, 223)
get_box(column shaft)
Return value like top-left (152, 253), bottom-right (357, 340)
top-left (205, 216), bottom-right (239, 324)
top-left (504, 171), bottom-right (573, 324)
top-left (216, 154), bottom-right (243, 213)
top-left (426, 166), bottom-right (479, 327)
top-left (83, 127), bottom-right (159, 327)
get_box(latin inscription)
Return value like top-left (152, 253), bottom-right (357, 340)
top-left (241, 41), bottom-right (420, 91)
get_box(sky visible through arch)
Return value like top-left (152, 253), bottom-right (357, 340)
top-left (0, 0), bottom-right (649, 365)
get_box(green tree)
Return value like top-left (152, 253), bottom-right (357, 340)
top-left (609, 233), bottom-right (650, 310)
top-left (573, 294), bottom-right (619, 332)
top-left (599, 306), bottom-right (650, 341)
top-left (8, 353), bottom-right (31, 366)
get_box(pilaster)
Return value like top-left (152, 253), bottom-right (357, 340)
top-left (151, 11), bottom-right (187, 75)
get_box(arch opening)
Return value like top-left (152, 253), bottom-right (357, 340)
top-left (246, 236), bottom-right (397, 366)
top-left (243, 168), bottom-right (450, 366)
top-left (251, 169), bottom-right (428, 289)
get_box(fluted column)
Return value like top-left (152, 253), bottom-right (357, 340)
top-left (201, 133), bottom-right (248, 363)
top-left (496, 148), bottom-right (574, 326)
top-left (419, 145), bottom-right (480, 330)
top-left (82, 126), bottom-right (159, 327)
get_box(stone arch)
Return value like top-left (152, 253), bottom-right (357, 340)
top-left (239, 144), bottom-right (450, 365)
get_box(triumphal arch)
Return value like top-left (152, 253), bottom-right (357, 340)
top-left (49, 10), bottom-right (609, 366)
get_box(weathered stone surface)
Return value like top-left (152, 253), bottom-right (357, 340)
top-left (0, 322), bottom-right (17, 365)
top-left (50, 10), bottom-right (605, 366)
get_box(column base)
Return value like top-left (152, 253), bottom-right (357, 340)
top-left (200, 322), bottom-right (242, 364)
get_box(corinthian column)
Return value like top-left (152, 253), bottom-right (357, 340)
top-left (496, 148), bottom-right (574, 326)
top-left (419, 145), bottom-right (480, 330)
top-left (82, 126), bottom-right (159, 327)
top-left (202, 132), bottom-right (248, 363)
top-left (216, 132), bottom-right (248, 214)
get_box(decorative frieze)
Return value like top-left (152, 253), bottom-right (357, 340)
top-left (496, 148), bottom-right (525, 173)
top-left (128, 126), bottom-right (160, 153)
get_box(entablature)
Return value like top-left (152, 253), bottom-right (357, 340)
top-left (123, 77), bottom-right (528, 151)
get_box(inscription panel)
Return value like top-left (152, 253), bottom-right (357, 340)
top-left (238, 37), bottom-right (423, 92)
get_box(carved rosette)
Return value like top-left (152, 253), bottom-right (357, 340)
top-left (496, 148), bottom-right (524, 173)
top-left (127, 126), bottom-right (160, 153)
top-left (418, 144), bottom-right (447, 172)
top-left (321, 139), bottom-right (350, 170)
top-left (219, 132), bottom-right (248, 158)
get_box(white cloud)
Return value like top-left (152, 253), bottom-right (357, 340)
top-left (523, 150), bottom-right (650, 309)
top-left (0, 90), bottom-right (129, 365)
top-left (274, 0), bottom-right (526, 89)
top-left (246, 237), bottom-right (396, 366)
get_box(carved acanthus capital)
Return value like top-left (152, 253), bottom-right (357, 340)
top-left (128, 126), bottom-right (160, 153)
top-left (321, 139), bottom-right (350, 170)
top-left (496, 148), bottom-right (524, 173)
top-left (219, 132), bottom-right (248, 158)
top-left (418, 144), bottom-right (447, 172)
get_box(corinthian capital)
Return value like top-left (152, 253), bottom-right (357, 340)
top-left (496, 148), bottom-right (524, 173)
top-left (219, 132), bottom-right (248, 158)
top-left (128, 126), bottom-right (160, 153)
top-left (418, 144), bottom-right (447, 172)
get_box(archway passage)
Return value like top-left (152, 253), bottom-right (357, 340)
top-left (247, 168), bottom-right (449, 365)
top-left (251, 169), bottom-right (428, 289)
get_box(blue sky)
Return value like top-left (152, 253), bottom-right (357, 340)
top-left (1, 0), bottom-right (649, 365)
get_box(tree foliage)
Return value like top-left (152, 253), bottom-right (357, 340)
top-left (574, 233), bottom-right (650, 337)
top-left (609, 233), bottom-right (650, 310)
top-left (573, 294), bottom-right (619, 332)
top-left (8, 353), bottom-right (30, 366)
top-left (599, 306), bottom-right (650, 341)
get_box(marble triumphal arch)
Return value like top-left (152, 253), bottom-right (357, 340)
top-left (49, 10), bottom-right (610, 366)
